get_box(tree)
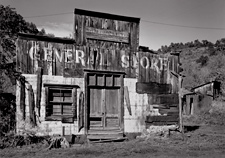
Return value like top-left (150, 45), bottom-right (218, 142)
top-left (0, 5), bottom-right (41, 135)
top-left (0, 5), bottom-right (39, 61)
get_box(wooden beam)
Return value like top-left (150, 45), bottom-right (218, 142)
top-left (18, 33), bottom-right (76, 44)
top-left (120, 74), bottom-right (124, 131)
top-left (36, 67), bottom-right (43, 116)
top-left (43, 83), bottom-right (79, 89)
top-left (124, 86), bottom-right (132, 115)
top-left (178, 75), bottom-right (184, 136)
top-left (86, 27), bottom-right (129, 43)
top-left (84, 72), bottom-right (88, 135)
top-left (152, 94), bottom-right (179, 105)
top-left (146, 115), bottom-right (179, 123)
top-left (45, 87), bottom-right (49, 117)
top-left (20, 77), bottom-right (26, 120)
top-left (78, 91), bottom-right (84, 132)
top-left (74, 8), bottom-right (140, 23)
top-left (72, 88), bottom-right (77, 120)
top-left (28, 84), bottom-right (36, 127)
top-left (136, 82), bottom-right (172, 94)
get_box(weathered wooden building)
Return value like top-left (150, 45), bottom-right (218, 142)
top-left (15, 9), bottom-right (180, 140)
top-left (183, 81), bottom-right (221, 115)
top-left (192, 81), bottom-right (220, 99)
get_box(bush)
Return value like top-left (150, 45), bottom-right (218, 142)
top-left (183, 101), bottom-right (225, 125)
top-left (0, 93), bottom-right (16, 137)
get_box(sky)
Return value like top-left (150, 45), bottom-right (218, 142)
top-left (1, 0), bottom-right (225, 50)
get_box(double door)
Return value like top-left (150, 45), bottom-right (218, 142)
top-left (86, 71), bottom-right (124, 131)
top-left (89, 88), bottom-right (120, 129)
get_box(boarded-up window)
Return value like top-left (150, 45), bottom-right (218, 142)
top-left (44, 84), bottom-right (79, 121)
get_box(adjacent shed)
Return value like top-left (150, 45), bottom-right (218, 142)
top-left (183, 81), bottom-right (221, 115)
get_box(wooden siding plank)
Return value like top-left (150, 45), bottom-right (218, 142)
top-left (78, 91), bottom-right (84, 132)
top-left (130, 22), bottom-right (139, 78)
top-left (28, 84), bottom-right (36, 127)
top-left (138, 50), bottom-right (145, 82)
top-left (45, 87), bottom-right (49, 117)
top-left (86, 27), bottom-right (129, 43)
top-left (20, 77), bottom-right (26, 120)
top-left (146, 115), bottom-right (179, 123)
top-left (84, 73), bottom-right (88, 134)
top-left (120, 74), bottom-right (124, 130)
top-left (124, 86), bottom-right (132, 115)
top-left (20, 40), bottom-right (24, 73)
top-left (152, 94), bottom-right (179, 105)
top-left (27, 41), bottom-right (33, 74)
top-left (16, 39), bottom-right (21, 72)
top-left (36, 67), bottom-right (43, 116)
top-left (72, 88), bottom-right (77, 120)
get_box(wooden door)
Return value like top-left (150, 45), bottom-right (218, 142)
top-left (89, 88), bottom-right (120, 130)
top-left (85, 71), bottom-right (124, 132)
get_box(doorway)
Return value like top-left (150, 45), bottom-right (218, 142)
top-left (84, 70), bottom-right (125, 134)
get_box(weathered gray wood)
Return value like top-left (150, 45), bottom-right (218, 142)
top-left (72, 88), bottom-right (77, 120)
top-left (36, 67), bottom-right (43, 116)
top-left (86, 27), bottom-right (129, 43)
top-left (84, 73), bottom-right (88, 134)
top-left (44, 87), bottom-right (49, 116)
top-left (178, 75), bottom-right (184, 135)
top-left (152, 94), bottom-right (179, 105)
top-left (136, 82), bottom-right (172, 94)
top-left (105, 89), bottom-right (119, 128)
top-left (124, 86), bottom-right (132, 115)
top-left (146, 115), bottom-right (179, 123)
top-left (120, 74), bottom-right (124, 130)
top-left (28, 84), bottom-right (36, 127)
top-left (20, 77), bottom-right (26, 120)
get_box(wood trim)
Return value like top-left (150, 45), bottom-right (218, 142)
top-left (74, 8), bottom-right (140, 23)
top-left (87, 85), bottom-right (121, 89)
top-left (84, 72), bottom-right (88, 134)
top-left (18, 33), bottom-right (76, 44)
top-left (136, 82), bottom-right (172, 94)
top-left (45, 87), bottom-right (49, 117)
top-left (43, 83), bottom-right (80, 89)
top-left (28, 84), bottom-right (36, 127)
top-left (120, 74), bottom-right (124, 131)
top-left (72, 88), bottom-right (77, 119)
top-left (36, 67), bottom-right (43, 116)
top-left (102, 89), bottom-right (106, 128)
top-left (20, 77), bottom-right (26, 120)
top-left (84, 69), bottom-right (126, 75)
top-left (124, 86), bottom-right (132, 115)
top-left (78, 91), bottom-right (84, 132)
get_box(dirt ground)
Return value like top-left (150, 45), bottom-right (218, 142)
top-left (1, 124), bottom-right (225, 158)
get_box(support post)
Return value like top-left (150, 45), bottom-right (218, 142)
top-left (36, 67), bottom-right (43, 116)
top-left (178, 75), bottom-right (184, 137)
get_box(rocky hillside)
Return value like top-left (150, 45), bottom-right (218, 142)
top-left (157, 39), bottom-right (225, 94)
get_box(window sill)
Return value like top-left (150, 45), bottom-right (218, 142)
top-left (45, 115), bottom-right (77, 123)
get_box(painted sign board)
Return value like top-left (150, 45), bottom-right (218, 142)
top-left (17, 33), bottom-right (179, 82)
top-left (74, 8), bottom-right (140, 78)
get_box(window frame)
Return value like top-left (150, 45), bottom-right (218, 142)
top-left (44, 83), bottom-right (79, 122)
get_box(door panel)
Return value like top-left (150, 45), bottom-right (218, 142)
top-left (89, 88), bottom-right (104, 128)
top-left (105, 89), bottom-right (119, 128)
top-left (90, 88), bottom-right (103, 117)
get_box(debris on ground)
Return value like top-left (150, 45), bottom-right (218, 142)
top-left (47, 136), bottom-right (70, 150)
top-left (137, 125), bottom-right (179, 140)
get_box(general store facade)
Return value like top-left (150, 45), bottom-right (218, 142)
top-left (16, 9), bottom-right (180, 139)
